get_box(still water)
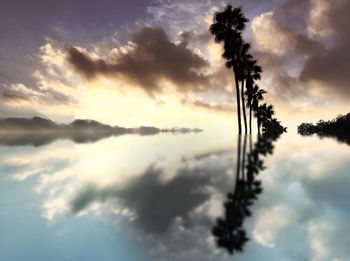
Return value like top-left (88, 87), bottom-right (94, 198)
top-left (1, 129), bottom-right (349, 261)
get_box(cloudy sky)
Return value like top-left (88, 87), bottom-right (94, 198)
top-left (1, 0), bottom-right (349, 129)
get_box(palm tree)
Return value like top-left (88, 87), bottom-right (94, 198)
top-left (209, 5), bottom-right (248, 134)
top-left (238, 43), bottom-right (252, 134)
top-left (251, 85), bottom-right (266, 134)
top-left (245, 76), bottom-right (254, 133)
top-left (263, 118), bottom-right (284, 134)
top-left (244, 59), bottom-right (262, 134)
top-left (266, 104), bottom-right (274, 119)
top-left (256, 103), bottom-right (274, 133)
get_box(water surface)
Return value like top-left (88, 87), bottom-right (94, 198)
top-left (1, 129), bottom-right (349, 261)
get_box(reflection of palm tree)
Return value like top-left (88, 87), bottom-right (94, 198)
top-left (212, 129), bottom-right (283, 255)
top-left (211, 193), bottom-right (249, 254)
top-left (212, 134), bottom-right (248, 253)
top-left (209, 5), bottom-right (248, 134)
top-left (241, 135), bottom-right (247, 181)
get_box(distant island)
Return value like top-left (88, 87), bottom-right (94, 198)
top-left (298, 113), bottom-right (350, 145)
top-left (0, 117), bottom-right (202, 146)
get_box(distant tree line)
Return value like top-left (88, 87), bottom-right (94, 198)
top-left (209, 5), bottom-right (285, 134)
top-left (298, 113), bottom-right (350, 145)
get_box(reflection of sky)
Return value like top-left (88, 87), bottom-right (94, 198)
top-left (1, 131), bottom-right (350, 260)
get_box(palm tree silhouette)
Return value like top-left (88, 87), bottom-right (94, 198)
top-left (250, 86), bottom-right (266, 134)
top-left (262, 104), bottom-right (274, 125)
top-left (263, 118), bottom-right (284, 134)
top-left (256, 103), bottom-right (275, 133)
top-left (237, 43), bottom-right (252, 134)
top-left (210, 4), bottom-right (284, 135)
top-left (245, 76), bottom-right (254, 133)
top-left (244, 59), bottom-right (263, 134)
top-left (212, 130), bottom-right (283, 255)
top-left (209, 5), bottom-right (248, 134)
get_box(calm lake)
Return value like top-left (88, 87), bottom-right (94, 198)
top-left (1, 129), bottom-right (349, 261)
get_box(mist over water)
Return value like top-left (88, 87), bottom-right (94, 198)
top-left (1, 130), bottom-right (350, 261)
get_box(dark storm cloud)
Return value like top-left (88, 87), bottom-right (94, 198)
top-left (0, 0), bottom-right (154, 103)
top-left (252, 9), bottom-right (321, 99)
top-left (255, 0), bottom-right (350, 99)
top-left (300, 0), bottom-right (350, 96)
top-left (1, 91), bottom-right (29, 102)
top-left (274, 0), bottom-right (312, 31)
top-left (179, 30), bottom-right (211, 46)
top-left (256, 44), bottom-right (318, 100)
top-left (301, 43), bottom-right (350, 96)
top-left (1, 85), bottom-right (76, 106)
top-left (67, 25), bottom-right (209, 94)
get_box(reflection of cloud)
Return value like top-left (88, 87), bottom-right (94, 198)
top-left (246, 134), bottom-right (350, 261)
top-left (114, 166), bottom-right (211, 234)
top-left (2, 147), bottom-right (74, 185)
top-left (5, 131), bottom-right (350, 260)
top-left (252, 204), bottom-right (290, 248)
top-left (71, 163), bottom-right (229, 234)
top-left (27, 139), bottom-right (235, 260)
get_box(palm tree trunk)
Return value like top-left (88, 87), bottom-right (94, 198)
top-left (249, 133), bottom-right (252, 153)
top-left (234, 70), bottom-right (242, 134)
top-left (256, 101), bottom-right (260, 134)
top-left (249, 105), bottom-right (252, 134)
top-left (241, 80), bottom-right (248, 134)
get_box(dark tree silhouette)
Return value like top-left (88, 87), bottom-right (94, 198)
top-left (209, 5), bottom-right (248, 134)
top-left (244, 61), bottom-right (263, 134)
top-left (238, 43), bottom-right (252, 134)
top-left (298, 113), bottom-right (350, 145)
top-left (258, 104), bottom-right (274, 131)
top-left (209, 4), bottom-right (284, 135)
top-left (212, 129), bottom-right (283, 255)
top-left (253, 86), bottom-right (265, 133)
top-left (250, 87), bottom-right (265, 133)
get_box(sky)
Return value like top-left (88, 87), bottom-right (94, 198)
top-left (0, 0), bottom-right (350, 130)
